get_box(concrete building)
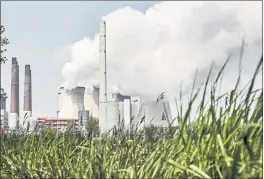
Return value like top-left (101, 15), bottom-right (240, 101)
top-left (0, 88), bottom-right (8, 129)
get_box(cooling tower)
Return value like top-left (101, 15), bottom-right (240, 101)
top-left (99, 20), bottom-right (107, 133)
top-left (23, 65), bottom-right (32, 118)
top-left (9, 57), bottom-right (19, 129)
top-left (84, 88), bottom-right (99, 119)
top-left (136, 101), bottom-right (173, 130)
top-left (59, 86), bottom-right (85, 118)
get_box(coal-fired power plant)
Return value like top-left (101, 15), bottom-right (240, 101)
top-left (9, 57), bottom-right (20, 129)
top-left (23, 65), bottom-right (32, 118)
top-left (4, 20), bottom-right (174, 133)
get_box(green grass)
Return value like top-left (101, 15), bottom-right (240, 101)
top-left (1, 57), bottom-right (262, 179)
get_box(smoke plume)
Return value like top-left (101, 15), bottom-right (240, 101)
top-left (58, 1), bottom-right (262, 99)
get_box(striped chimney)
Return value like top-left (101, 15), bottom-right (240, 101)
top-left (10, 57), bottom-right (19, 115)
top-left (23, 65), bottom-right (32, 116)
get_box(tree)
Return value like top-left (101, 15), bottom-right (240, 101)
top-left (85, 117), bottom-right (99, 138)
top-left (1, 25), bottom-right (9, 64)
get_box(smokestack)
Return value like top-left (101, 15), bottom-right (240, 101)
top-left (9, 57), bottom-right (19, 129)
top-left (10, 57), bottom-right (19, 114)
top-left (23, 65), bottom-right (32, 117)
top-left (99, 20), bottom-right (107, 133)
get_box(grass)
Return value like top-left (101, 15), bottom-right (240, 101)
top-left (0, 56), bottom-right (262, 179)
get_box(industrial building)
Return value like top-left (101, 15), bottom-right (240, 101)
top-left (36, 110), bottom-right (90, 132)
top-left (96, 20), bottom-right (174, 134)
top-left (5, 21), bottom-right (174, 134)
top-left (35, 85), bottom-right (96, 132)
top-left (0, 88), bottom-right (8, 129)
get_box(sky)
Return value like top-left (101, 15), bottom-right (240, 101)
top-left (1, 1), bottom-right (262, 121)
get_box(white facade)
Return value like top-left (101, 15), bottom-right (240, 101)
top-left (118, 102), bottom-right (124, 124)
top-left (59, 87), bottom-right (85, 118)
top-left (9, 113), bottom-right (18, 130)
top-left (106, 102), bottom-right (119, 132)
top-left (123, 99), bottom-right (131, 130)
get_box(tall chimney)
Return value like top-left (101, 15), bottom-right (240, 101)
top-left (23, 65), bottom-right (32, 117)
top-left (99, 20), bottom-right (107, 133)
top-left (10, 57), bottom-right (19, 115)
top-left (9, 57), bottom-right (19, 129)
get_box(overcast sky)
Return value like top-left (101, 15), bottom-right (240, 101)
top-left (1, 1), bottom-right (262, 120)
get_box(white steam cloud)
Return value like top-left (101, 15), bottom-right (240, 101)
top-left (58, 1), bottom-right (262, 99)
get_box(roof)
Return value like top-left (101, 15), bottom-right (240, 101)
top-left (38, 116), bottom-right (78, 121)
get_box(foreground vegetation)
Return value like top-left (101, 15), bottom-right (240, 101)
top-left (1, 57), bottom-right (263, 179)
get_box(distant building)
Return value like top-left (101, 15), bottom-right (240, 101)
top-left (0, 88), bottom-right (8, 129)
top-left (36, 117), bottom-right (78, 131)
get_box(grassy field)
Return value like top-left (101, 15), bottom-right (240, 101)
top-left (1, 57), bottom-right (262, 179)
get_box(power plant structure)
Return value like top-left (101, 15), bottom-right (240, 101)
top-left (9, 57), bottom-right (20, 129)
top-left (95, 20), bottom-right (174, 134)
top-left (7, 57), bottom-right (34, 130)
top-left (4, 21), bottom-right (174, 134)
top-left (22, 64), bottom-right (32, 128)
top-left (99, 20), bottom-right (108, 133)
